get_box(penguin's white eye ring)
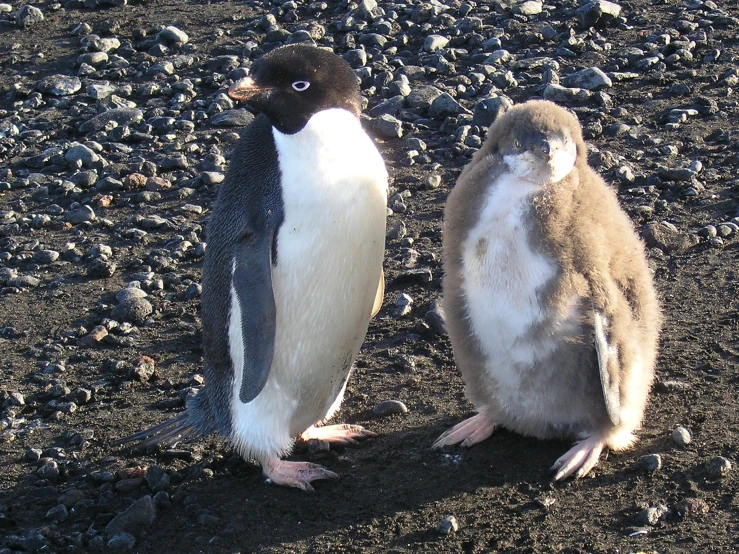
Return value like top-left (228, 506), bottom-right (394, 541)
top-left (514, 140), bottom-right (521, 149)
top-left (291, 80), bottom-right (311, 92)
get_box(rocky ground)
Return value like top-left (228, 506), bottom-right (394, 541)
top-left (1, 0), bottom-right (738, 552)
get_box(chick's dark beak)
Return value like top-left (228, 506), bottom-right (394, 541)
top-left (228, 77), bottom-right (272, 103)
top-left (538, 138), bottom-right (553, 160)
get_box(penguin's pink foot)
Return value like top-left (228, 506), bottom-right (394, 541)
top-left (262, 458), bottom-right (338, 492)
top-left (551, 436), bottom-right (605, 481)
top-left (432, 412), bottom-right (497, 449)
top-left (301, 424), bottom-right (377, 445)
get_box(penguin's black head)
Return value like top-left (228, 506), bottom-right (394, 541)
top-left (229, 45), bottom-right (362, 135)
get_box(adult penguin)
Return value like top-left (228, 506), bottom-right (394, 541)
top-left (123, 45), bottom-right (388, 491)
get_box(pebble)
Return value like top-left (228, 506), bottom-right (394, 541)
top-left (16, 4), bottom-right (44, 28)
top-left (637, 453), bottom-right (662, 472)
top-left (394, 293), bottom-right (413, 316)
top-left (105, 495), bottom-right (156, 539)
top-left (373, 400), bottom-right (408, 416)
top-left (675, 498), bottom-right (709, 518)
top-left (373, 114), bottom-right (403, 138)
top-left (66, 205), bottom-right (96, 224)
top-left (36, 75), bottom-right (82, 96)
top-left (562, 67), bottom-right (613, 90)
top-left (437, 515), bottom-right (459, 535)
top-left (86, 258), bottom-right (117, 278)
top-left (672, 426), bottom-right (691, 446)
top-left (705, 456), bottom-right (732, 479)
top-left (634, 504), bottom-right (669, 526)
top-left (158, 25), bottom-right (189, 45)
top-left (111, 297), bottom-right (153, 323)
top-left (472, 95), bottom-right (512, 128)
top-left (576, 0), bottom-right (622, 28)
top-left (211, 109), bottom-right (255, 127)
top-left (36, 459), bottom-right (60, 480)
top-left (107, 532), bottom-right (136, 552)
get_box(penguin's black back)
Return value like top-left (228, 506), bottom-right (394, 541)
top-left (195, 114), bottom-right (284, 436)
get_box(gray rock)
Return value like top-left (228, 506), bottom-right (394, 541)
top-left (37, 75), bottom-right (82, 96)
top-left (642, 222), bottom-right (698, 252)
top-left (17, 4), bottom-right (44, 28)
top-left (395, 293), bottom-right (413, 316)
top-left (472, 95), bottom-right (513, 128)
top-left (107, 532), bottom-right (136, 551)
top-left (424, 304), bottom-right (447, 335)
top-left (65, 144), bottom-right (99, 166)
top-left (372, 114), bottom-right (403, 138)
top-left (675, 498), bottom-right (709, 518)
top-left (344, 48), bottom-right (367, 68)
top-left (46, 503), bottom-right (69, 522)
top-left (158, 25), bottom-right (189, 45)
top-left (8, 275), bottom-right (41, 288)
top-left (672, 425), bottom-right (691, 446)
top-left (424, 35), bottom-right (449, 52)
top-left (637, 454), bottom-right (662, 472)
top-left (116, 287), bottom-right (147, 303)
top-left (373, 400), bottom-right (408, 416)
top-left (145, 466), bottom-right (170, 492)
top-left (211, 109), bottom-right (255, 127)
top-left (79, 108), bottom-right (143, 134)
top-left (37, 459), bottom-right (60, 479)
top-left (387, 221), bottom-right (406, 240)
top-left (33, 249), bottom-right (60, 264)
top-left (87, 259), bottom-right (117, 278)
top-left (576, 0), bottom-right (622, 27)
top-left (706, 456), bottom-right (732, 478)
top-left (543, 83), bottom-right (592, 103)
top-left (406, 85), bottom-right (443, 110)
top-left (634, 504), bottom-right (668, 526)
top-left (111, 298), bottom-right (153, 323)
top-left (514, 1), bottom-right (543, 16)
top-left (429, 93), bottom-right (467, 119)
top-left (105, 495), bottom-right (156, 538)
top-left (437, 515), bottom-right (459, 535)
top-left (369, 96), bottom-right (406, 117)
top-left (563, 67), bottom-right (613, 90)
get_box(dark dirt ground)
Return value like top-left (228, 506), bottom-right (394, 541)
top-left (0, 0), bottom-right (738, 552)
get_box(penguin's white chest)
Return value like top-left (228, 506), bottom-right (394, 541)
top-left (461, 173), bottom-right (559, 387)
top-left (229, 109), bottom-right (387, 461)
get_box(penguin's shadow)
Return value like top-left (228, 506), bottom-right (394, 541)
top-left (149, 420), bottom-right (634, 551)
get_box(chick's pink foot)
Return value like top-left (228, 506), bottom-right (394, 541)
top-left (301, 424), bottom-right (376, 446)
top-left (432, 412), bottom-right (497, 449)
top-left (262, 457), bottom-right (338, 492)
top-left (551, 436), bottom-right (605, 481)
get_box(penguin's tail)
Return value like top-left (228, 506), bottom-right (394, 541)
top-left (117, 412), bottom-right (199, 450)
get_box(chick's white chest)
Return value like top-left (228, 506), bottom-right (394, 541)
top-left (461, 171), bottom-right (558, 379)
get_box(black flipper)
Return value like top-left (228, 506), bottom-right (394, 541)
top-left (232, 226), bottom-right (277, 403)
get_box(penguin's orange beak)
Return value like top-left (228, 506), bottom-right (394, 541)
top-left (228, 77), bottom-right (272, 102)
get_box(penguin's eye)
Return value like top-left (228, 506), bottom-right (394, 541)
top-left (291, 80), bottom-right (311, 92)
top-left (514, 140), bottom-right (521, 149)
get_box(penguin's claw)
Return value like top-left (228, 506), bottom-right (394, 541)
top-left (551, 436), bottom-right (605, 481)
top-left (301, 424), bottom-right (377, 445)
top-left (432, 413), bottom-right (497, 449)
top-left (263, 459), bottom-right (339, 492)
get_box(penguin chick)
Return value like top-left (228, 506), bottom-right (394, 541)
top-left (122, 45), bottom-right (388, 491)
top-left (434, 100), bottom-right (661, 480)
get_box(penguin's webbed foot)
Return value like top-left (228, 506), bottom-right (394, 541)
top-left (301, 424), bottom-right (377, 446)
top-left (263, 458), bottom-right (338, 492)
top-left (551, 436), bottom-right (605, 481)
top-left (432, 412), bottom-right (497, 449)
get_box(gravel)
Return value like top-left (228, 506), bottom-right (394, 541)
top-left (1, 0), bottom-right (739, 551)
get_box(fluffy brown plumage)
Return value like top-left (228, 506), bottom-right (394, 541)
top-left (435, 99), bottom-right (661, 480)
